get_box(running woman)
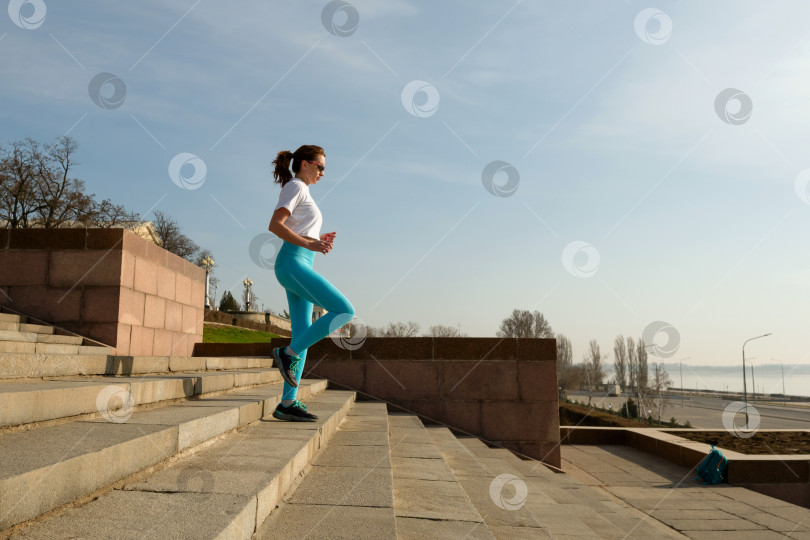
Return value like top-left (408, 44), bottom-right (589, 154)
top-left (268, 145), bottom-right (355, 422)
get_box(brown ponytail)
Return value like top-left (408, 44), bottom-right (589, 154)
top-left (272, 145), bottom-right (325, 187)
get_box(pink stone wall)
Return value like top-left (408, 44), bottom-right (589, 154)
top-left (303, 337), bottom-right (561, 468)
top-left (0, 228), bottom-right (204, 356)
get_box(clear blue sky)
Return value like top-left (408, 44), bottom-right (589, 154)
top-left (2, 1), bottom-right (809, 374)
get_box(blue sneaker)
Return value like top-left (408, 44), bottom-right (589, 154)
top-left (272, 400), bottom-right (317, 422)
top-left (273, 347), bottom-right (301, 388)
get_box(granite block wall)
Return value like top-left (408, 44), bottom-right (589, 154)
top-left (0, 228), bottom-right (204, 356)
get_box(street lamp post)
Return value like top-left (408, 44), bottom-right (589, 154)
top-left (201, 256), bottom-right (214, 309)
top-left (742, 333), bottom-right (771, 428)
top-left (778, 359), bottom-right (786, 402)
top-left (243, 278), bottom-right (253, 312)
top-left (678, 356), bottom-right (691, 407)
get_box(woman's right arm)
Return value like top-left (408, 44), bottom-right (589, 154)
top-left (268, 208), bottom-right (332, 254)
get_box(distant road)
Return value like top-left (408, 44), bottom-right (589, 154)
top-left (566, 391), bottom-right (810, 430)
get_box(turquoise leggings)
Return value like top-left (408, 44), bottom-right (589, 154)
top-left (274, 241), bottom-right (355, 400)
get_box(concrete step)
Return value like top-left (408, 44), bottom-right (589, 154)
top-left (431, 431), bottom-right (682, 539)
top-left (491, 447), bottom-right (688, 539)
top-left (0, 352), bottom-right (272, 379)
top-left (0, 323), bottom-right (54, 335)
top-left (0, 342), bottom-right (113, 355)
top-left (6, 387), bottom-right (353, 538)
top-left (0, 314), bottom-right (26, 324)
top-left (426, 427), bottom-right (581, 538)
top-left (386, 413), bottom-right (493, 539)
top-left (0, 330), bottom-right (75, 345)
top-left (256, 401), bottom-right (397, 539)
top-left (0, 367), bottom-right (283, 428)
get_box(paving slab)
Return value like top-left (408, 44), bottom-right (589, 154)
top-left (486, 524), bottom-right (555, 539)
top-left (10, 490), bottom-right (255, 539)
top-left (396, 516), bottom-right (496, 539)
top-left (388, 425), bottom-right (434, 444)
top-left (334, 416), bottom-right (388, 432)
top-left (393, 477), bottom-right (484, 522)
top-left (387, 414), bottom-right (425, 429)
top-left (389, 441), bottom-right (444, 459)
top-left (328, 429), bottom-right (388, 446)
top-left (683, 531), bottom-right (789, 540)
top-left (283, 464), bottom-right (393, 509)
top-left (312, 441), bottom-right (391, 468)
top-left (666, 518), bottom-right (767, 531)
top-left (346, 401), bottom-right (388, 416)
top-left (391, 455), bottom-right (456, 482)
top-left (257, 503), bottom-right (396, 540)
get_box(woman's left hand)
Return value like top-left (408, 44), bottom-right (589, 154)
top-left (320, 232), bottom-right (336, 247)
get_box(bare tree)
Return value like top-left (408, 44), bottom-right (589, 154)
top-left (636, 337), bottom-right (649, 394)
top-left (635, 336), bottom-right (650, 419)
top-left (652, 362), bottom-right (672, 394)
top-left (652, 362), bottom-right (673, 424)
top-left (92, 197), bottom-right (139, 227)
top-left (370, 321), bottom-right (420, 337)
top-left (424, 324), bottom-right (466, 337)
top-left (613, 335), bottom-right (627, 392)
top-left (35, 136), bottom-right (93, 227)
top-left (626, 336), bottom-right (637, 395)
top-left (152, 210), bottom-right (200, 261)
top-left (496, 309), bottom-right (553, 338)
top-left (586, 339), bottom-right (605, 391)
top-left (556, 333), bottom-right (575, 389)
top-left (0, 138), bottom-right (47, 228)
top-left (0, 136), bottom-right (138, 228)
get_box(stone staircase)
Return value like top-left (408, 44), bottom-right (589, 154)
top-left (0, 314), bottom-right (687, 538)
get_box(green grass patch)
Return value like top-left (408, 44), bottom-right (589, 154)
top-left (203, 324), bottom-right (281, 344)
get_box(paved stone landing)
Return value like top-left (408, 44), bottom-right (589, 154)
top-left (562, 444), bottom-right (810, 540)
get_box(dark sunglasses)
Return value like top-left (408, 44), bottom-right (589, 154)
top-left (305, 160), bottom-right (325, 172)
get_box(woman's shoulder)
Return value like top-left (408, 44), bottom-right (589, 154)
top-left (281, 178), bottom-right (307, 191)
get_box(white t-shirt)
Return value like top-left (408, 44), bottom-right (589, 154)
top-left (274, 178), bottom-right (323, 240)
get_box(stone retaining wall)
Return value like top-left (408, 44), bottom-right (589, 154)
top-left (0, 228), bottom-right (204, 356)
top-left (203, 309), bottom-right (291, 337)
